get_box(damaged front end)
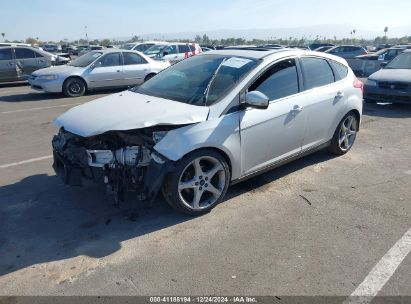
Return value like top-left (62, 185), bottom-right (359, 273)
top-left (52, 127), bottom-right (176, 203)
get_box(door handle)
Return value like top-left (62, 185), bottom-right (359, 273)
top-left (336, 91), bottom-right (344, 98)
top-left (8, 62), bottom-right (14, 66)
top-left (291, 105), bottom-right (303, 113)
top-left (116, 70), bottom-right (121, 73)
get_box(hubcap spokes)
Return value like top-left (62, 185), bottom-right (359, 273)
top-left (178, 157), bottom-right (225, 210)
top-left (71, 83), bottom-right (81, 93)
top-left (339, 116), bottom-right (357, 151)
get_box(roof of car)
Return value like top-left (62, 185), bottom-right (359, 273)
top-left (200, 48), bottom-right (349, 65)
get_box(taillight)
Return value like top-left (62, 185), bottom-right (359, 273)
top-left (354, 77), bottom-right (364, 94)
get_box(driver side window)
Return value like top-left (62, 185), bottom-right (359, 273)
top-left (96, 53), bottom-right (121, 67)
top-left (249, 58), bottom-right (299, 101)
top-left (163, 45), bottom-right (177, 55)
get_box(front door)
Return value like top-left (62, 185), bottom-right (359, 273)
top-left (87, 52), bottom-right (124, 88)
top-left (240, 58), bottom-right (308, 176)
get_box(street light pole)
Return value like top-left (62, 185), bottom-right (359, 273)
top-left (85, 26), bottom-right (89, 45)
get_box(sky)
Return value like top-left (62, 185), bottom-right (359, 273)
top-left (1, 0), bottom-right (411, 41)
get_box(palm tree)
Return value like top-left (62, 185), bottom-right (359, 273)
top-left (1, 33), bottom-right (5, 41)
top-left (384, 27), bottom-right (388, 37)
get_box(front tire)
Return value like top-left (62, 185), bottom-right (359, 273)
top-left (163, 149), bottom-right (231, 215)
top-left (63, 77), bottom-right (86, 97)
top-left (329, 112), bottom-right (359, 155)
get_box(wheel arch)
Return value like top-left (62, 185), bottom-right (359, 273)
top-left (144, 73), bottom-right (157, 82)
top-left (63, 75), bottom-right (88, 92)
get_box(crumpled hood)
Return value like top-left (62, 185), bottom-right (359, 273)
top-left (54, 91), bottom-right (210, 137)
top-left (370, 69), bottom-right (411, 82)
top-left (33, 65), bottom-right (82, 76)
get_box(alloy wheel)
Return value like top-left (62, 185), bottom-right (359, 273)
top-left (178, 156), bottom-right (226, 210)
top-left (338, 115), bottom-right (357, 151)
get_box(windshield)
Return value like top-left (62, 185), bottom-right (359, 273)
top-left (385, 53), bottom-right (411, 69)
top-left (68, 51), bottom-right (103, 67)
top-left (132, 54), bottom-right (258, 106)
top-left (121, 44), bottom-right (135, 50)
top-left (144, 44), bottom-right (167, 55)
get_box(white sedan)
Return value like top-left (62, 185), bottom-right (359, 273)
top-left (28, 50), bottom-right (170, 97)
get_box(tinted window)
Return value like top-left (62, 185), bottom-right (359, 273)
top-left (162, 45), bottom-right (177, 55)
top-left (98, 53), bottom-right (121, 67)
top-left (123, 52), bottom-right (146, 65)
top-left (34, 51), bottom-right (44, 58)
top-left (178, 45), bottom-right (190, 53)
top-left (136, 43), bottom-right (154, 52)
top-left (15, 48), bottom-right (36, 59)
top-left (301, 57), bottom-right (335, 89)
top-left (249, 58), bottom-right (299, 101)
top-left (329, 60), bottom-right (348, 81)
top-left (386, 53), bottom-right (411, 69)
top-left (0, 48), bottom-right (13, 60)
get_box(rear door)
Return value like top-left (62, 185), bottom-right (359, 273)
top-left (299, 57), bottom-right (349, 150)
top-left (121, 52), bottom-right (150, 86)
top-left (0, 47), bottom-right (17, 82)
top-left (87, 52), bottom-right (123, 88)
top-left (14, 47), bottom-right (38, 78)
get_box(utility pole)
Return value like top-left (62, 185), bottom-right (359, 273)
top-left (85, 26), bottom-right (89, 45)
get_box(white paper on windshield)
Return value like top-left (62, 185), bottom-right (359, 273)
top-left (222, 57), bottom-right (252, 68)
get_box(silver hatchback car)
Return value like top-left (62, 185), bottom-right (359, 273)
top-left (52, 49), bottom-right (363, 215)
top-left (29, 49), bottom-right (170, 97)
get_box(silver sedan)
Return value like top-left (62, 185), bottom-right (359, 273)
top-left (28, 50), bottom-right (170, 97)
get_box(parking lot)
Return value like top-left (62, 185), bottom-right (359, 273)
top-left (0, 82), bottom-right (410, 298)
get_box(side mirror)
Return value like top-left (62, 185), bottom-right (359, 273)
top-left (380, 62), bottom-right (387, 68)
top-left (162, 51), bottom-right (169, 56)
top-left (244, 91), bottom-right (269, 109)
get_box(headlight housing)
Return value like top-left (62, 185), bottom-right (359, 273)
top-left (37, 75), bottom-right (58, 81)
top-left (366, 79), bottom-right (377, 86)
top-left (152, 131), bottom-right (168, 144)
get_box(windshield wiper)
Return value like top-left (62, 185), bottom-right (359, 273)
top-left (200, 58), bottom-right (228, 105)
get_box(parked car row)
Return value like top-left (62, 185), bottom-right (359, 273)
top-left (364, 50), bottom-right (411, 104)
top-left (28, 49), bottom-right (170, 96)
top-left (0, 46), bottom-right (70, 82)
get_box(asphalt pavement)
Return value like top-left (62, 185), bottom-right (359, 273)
top-left (0, 82), bottom-right (410, 299)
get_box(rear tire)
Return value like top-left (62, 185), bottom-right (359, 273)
top-left (63, 77), bottom-right (86, 97)
top-left (329, 112), bottom-right (359, 155)
top-left (162, 149), bottom-right (231, 216)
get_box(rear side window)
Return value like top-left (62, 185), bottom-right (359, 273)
top-left (249, 58), bottom-right (299, 101)
top-left (178, 45), bottom-right (190, 53)
top-left (329, 60), bottom-right (348, 81)
top-left (301, 57), bottom-right (335, 90)
top-left (15, 48), bottom-right (36, 59)
top-left (0, 48), bottom-right (13, 60)
top-left (123, 52), bottom-right (146, 65)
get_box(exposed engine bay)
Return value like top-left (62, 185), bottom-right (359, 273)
top-left (52, 126), bottom-right (180, 203)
